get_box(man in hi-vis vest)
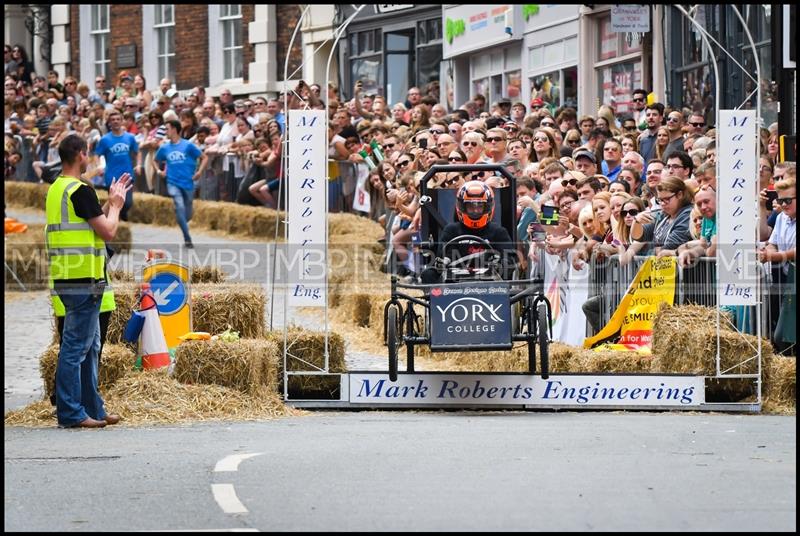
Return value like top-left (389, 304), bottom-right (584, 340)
top-left (46, 134), bottom-right (132, 428)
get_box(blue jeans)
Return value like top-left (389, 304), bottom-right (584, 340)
top-left (167, 183), bottom-right (194, 242)
top-left (54, 289), bottom-right (105, 426)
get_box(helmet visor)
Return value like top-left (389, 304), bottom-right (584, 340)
top-left (463, 200), bottom-right (488, 219)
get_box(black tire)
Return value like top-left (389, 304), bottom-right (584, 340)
top-left (388, 306), bottom-right (399, 382)
top-left (537, 302), bottom-right (550, 379)
top-left (405, 305), bottom-right (415, 372)
top-left (527, 300), bottom-right (536, 374)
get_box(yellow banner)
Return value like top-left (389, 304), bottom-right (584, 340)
top-left (583, 256), bottom-right (677, 353)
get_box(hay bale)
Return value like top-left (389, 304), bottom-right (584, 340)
top-left (248, 209), bottom-right (283, 238)
top-left (108, 268), bottom-right (135, 282)
top-left (763, 354), bottom-right (796, 413)
top-left (5, 224), bottom-right (47, 288)
top-left (329, 212), bottom-right (383, 238)
top-left (265, 329), bottom-right (347, 373)
top-left (4, 371), bottom-right (298, 427)
top-left (4, 220), bottom-right (131, 289)
top-left (4, 182), bottom-right (48, 209)
top-left (39, 343), bottom-right (136, 399)
top-left (105, 282), bottom-right (140, 345)
top-left (174, 338), bottom-right (280, 394)
top-left (192, 283), bottom-right (266, 338)
top-left (190, 265), bottom-right (227, 284)
top-left (105, 282), bottom-right (265, 344)
top-left (108, 222), bottom-right (132, 253)
top-left (336, 293), bottom-right (373, 327)
top-left (569, 348), bottom-right (652, 373)
top-left (651, 304), bottom-right (769, 376)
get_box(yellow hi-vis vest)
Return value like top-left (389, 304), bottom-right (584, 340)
top-left (45, 175), bottom-right (108, 293)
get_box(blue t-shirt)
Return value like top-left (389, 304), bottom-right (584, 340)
top-left (155, 139), bottom-right (203, 190)
top-left (95, 132), bottom-right (138, 188)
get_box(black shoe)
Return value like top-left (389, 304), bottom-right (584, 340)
top-left (184, 241), bottom-right (194, 249)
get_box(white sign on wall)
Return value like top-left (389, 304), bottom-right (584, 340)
top-left (611, 5), bottom-right (650, 33)
top-left (349, 374), bottom-right (705, 407)
top-left (286, 110), bottom-right (327, 307)
top-left (442, 5), bottom-right (523, 59)
top-left (717, 110), bottom-right (758, 306)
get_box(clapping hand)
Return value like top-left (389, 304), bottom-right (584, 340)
top-left (108, 173), bottom-right (133, 209)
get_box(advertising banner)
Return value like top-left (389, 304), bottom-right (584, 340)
top-left (429, 282), bottom-right (511, 350)
top-left (717, 109), bottom-right (758, 306)
top-left (583, 256), bottom-right (676, 352)
top-left (287, 110), bottom-right (327, 307)
top-left (349, 373), bottom-right (705, 407)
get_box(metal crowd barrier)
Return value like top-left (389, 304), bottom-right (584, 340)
top-left (328, 159), bottom-right (359, 213)
top-left (586, 254), bottom-right (787, 344)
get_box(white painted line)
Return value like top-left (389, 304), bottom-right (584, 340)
top-left (145, 529), bottom-right (259, 532)
top-left (214, 453), bottom-right (264, 472)
top-left (212, 483), bottom-right (249, 514)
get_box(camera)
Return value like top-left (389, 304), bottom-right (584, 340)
top-left (764, 189), bottom-right (778, 210)
top-left (540, 205), bottom-right (559, 225)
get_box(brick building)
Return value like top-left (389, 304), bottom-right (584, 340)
top-left (50, 4), bottom-right (305, 98)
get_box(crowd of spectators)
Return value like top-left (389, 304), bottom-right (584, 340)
top-left (4, 42), bottom-right (795, 352)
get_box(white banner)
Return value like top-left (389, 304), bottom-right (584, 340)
top-left (352, 163), bottom-right (371, 213)
top-left (349, 373), bottom-right (705, 407)
top-left (287, 110), bottom-right (327, 307)
top-left (543, 251), bottom-right (588, 345)
top-left (717, 110), bottom-right (758, 306)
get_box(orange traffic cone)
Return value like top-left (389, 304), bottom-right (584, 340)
top-left (138, 283), bottom-right (171, 370)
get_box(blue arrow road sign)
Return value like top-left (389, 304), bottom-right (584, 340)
top-left (149, 272), bottom-right (187, 315)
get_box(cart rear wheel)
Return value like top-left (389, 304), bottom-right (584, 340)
top-left (527, 300), bottom-right (536, 374)
top-left (387, 306), bottom-right (400, 382)
top-left (537, 302), bottom-right (550, 379)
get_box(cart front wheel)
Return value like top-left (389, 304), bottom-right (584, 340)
top-left (527, 300), bottom-right (536, 374)
top-left (537, 301), bottom-right (550, 380)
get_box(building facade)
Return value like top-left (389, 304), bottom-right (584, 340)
top-left (48, 4), bottom-right (303, 98)
top-left (338, 5), bottom-right (443, 106)
top-left (4, 3), bottom-right (795, 134)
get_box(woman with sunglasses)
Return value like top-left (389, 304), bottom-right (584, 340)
top-left (614, 197), bottom-right (648, 265)
top-left (631, 176), bottom-right (694, 256)
top-left (564, 129), bottom-right (582, 150)
top-left (530, 128), bottom-right (558, 163)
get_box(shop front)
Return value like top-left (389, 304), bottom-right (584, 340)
top-left (442, 5), bottom-right (524, 112)
top-left (522, 5), bottom-right (580, 113)
top-left (339, 5), bottom-right (442, 106)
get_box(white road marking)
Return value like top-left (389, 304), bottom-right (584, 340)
top-left (145, 529), bottom-right (259, 532)
top-left (212, 483), bottom-right (249, 514)
top-left (214, 453), bottom-right (264, 472)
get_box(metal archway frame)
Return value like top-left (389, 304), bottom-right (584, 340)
top-left (271, 5), bottom-right (367, 402)
top-left (674, 5), bottom-right (764, 406)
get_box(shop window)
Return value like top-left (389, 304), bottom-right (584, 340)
top-left (597, 61), bottom-right (642, 114)
top-left (506, 70), bottom-right (521, 100)
top-left (599, 14), bottom-right (642, 60)
top-left (351, 29), bottom-right (384, 95)
top-left (471, 46), bottom-right (521, 105)
top-left (528, 68), bottom-right (577, 110)
top-left (416, 18), bottom-right (442, 99)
